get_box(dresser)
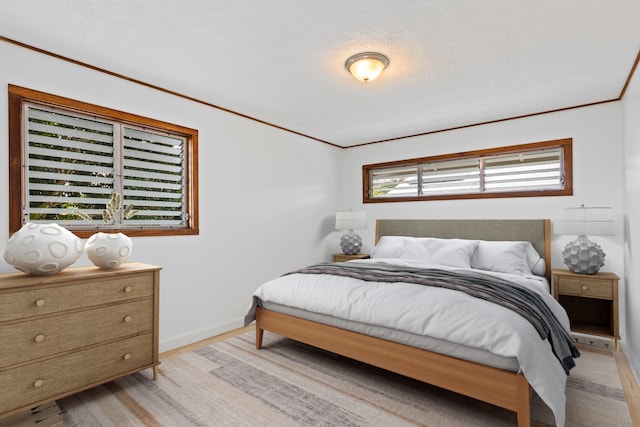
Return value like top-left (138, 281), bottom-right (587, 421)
top-left (0, 262), bottom-right (160, 419)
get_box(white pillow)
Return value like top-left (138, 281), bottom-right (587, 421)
top-left (370, 236), bottom-right (407, 259)
top-left (371, 236), bottom-right (478, 268)
top-left (402, 237), bottom-right (480, 262)
top-left (525, 243), bottom-right (546, 276)
top-left (397, 238), bottom-right (431, 260)
top-left (472, 240), bottom-right (544, 276)
top-left (427, 238), bottom-right (479, 268)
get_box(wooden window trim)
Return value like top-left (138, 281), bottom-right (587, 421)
top-left (8, 84), bottom-right (199, 237)
top-left (362, 138), bottom-right (573, 203)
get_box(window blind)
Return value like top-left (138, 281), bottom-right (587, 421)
top-left (370, 164), bottom-right (418, 198)
top-left (421, 158), bottom-right (481, 195)
top-left (26, 106), bottom-right (115, 225)
top-left (24, 105), bottom-right (187, 228)
top-left (122, 128), bottom-right (186, 226)
top-left (483, 149), bottom-right (563, 192)
top-left (367, 144), bottom-right (566, 200)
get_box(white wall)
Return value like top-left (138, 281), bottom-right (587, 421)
top-left (623, 65), bottom-right (640, 380)
top-left (0, 41), bottom-right (342, 351)
top-left (340, 102), bottom-right (627, 338)
top-left (1, 38), bottom-right (636, 381)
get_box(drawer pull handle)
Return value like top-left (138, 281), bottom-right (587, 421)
top-left (35, 299), bottom-right (45, 307)
top-left (581, 285), bottom-right (588, 290)
top-left (124, 286), bottom-right (132, 293)
top-left (34, 334), bottom-right (45, 343)
top-left (33, 379), bottom-right (44, 388)
top-left (124, 315), bottom-right (132, 323)
top-left (123, 353), bottom-right (132, 360)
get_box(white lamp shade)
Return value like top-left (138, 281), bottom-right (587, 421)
top-left (553, 207), bottom-right (614, 236)
top-left (335, 211), bottom-right (367, 230)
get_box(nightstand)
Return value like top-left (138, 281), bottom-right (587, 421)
top-left (552, 269), bottom-right (620, 350)
top-left (332, 253), bottom-right (370, 262)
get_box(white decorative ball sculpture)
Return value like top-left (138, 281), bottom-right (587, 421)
top-left (3, 222), bottom-right (84, 275)
top-left (85, 232), bottom-right (133, 269)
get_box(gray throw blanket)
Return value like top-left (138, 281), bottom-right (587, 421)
top-left (285, 262), bottom-right (580, 374)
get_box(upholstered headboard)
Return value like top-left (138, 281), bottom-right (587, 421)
top-left (375, 219), bottom-right (551, 282)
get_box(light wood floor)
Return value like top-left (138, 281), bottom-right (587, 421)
top-left (160, 325), bottom-right (254, 359)
top-left (161, 326), bottom-right (640, 426)
top-left (614, 348), bottom-right (640, 426)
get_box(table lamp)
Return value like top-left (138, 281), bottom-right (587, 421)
top-left (335, 211), bottom-right (367, 255)
top-left (553, 206), bottom-right (614, 274)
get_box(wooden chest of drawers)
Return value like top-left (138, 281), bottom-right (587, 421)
top-left (0, 262), bottom-right (160, 419)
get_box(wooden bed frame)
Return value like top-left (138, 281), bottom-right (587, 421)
top-left (255, 219), bottom-right (552, 427)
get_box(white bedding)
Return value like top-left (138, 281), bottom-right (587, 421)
top-left (247, 258), bottom-right (571, 427)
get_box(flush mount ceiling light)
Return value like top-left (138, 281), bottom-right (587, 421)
top-left (345, 52), bottom-right (389, 83)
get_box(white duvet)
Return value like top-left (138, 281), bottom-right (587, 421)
top-left (248, 258), bottom-right (572, 427)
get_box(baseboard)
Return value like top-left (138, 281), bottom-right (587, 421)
top-left (159, 317), bottom-right (245, 352)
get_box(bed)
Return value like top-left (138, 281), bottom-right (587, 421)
top-left (245, 219), bottom-right (577, 427)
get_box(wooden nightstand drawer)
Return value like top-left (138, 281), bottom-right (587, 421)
top-left (332, 253), bottom-right (370, 262)
top-left (557, 276), bottom-right (613, 299)
top-left (0, 299), bottom-right (153, 367)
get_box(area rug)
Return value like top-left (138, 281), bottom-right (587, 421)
top-left (52, 331), bottom-right (631, 426)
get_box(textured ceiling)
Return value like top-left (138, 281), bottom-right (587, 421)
top-left (1, 0), bottom-right (639, 147)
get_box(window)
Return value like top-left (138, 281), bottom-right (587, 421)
top-left (363, 139), bottom-right (572, 203)
top-left (9, 85), bottom-right (198, 237)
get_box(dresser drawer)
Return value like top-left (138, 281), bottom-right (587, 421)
top-left (0, 333), bottom-right (153, 414)
top-left (557, 276), bottom-right (613, 299)
top-left (0, 299), bottom-right (153, 367)
top-left (0, 272), bottom-right (154, 322)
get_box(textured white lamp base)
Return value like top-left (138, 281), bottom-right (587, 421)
top-left (562, 235), bottom-right (606, 275)
top-left (340, 230), bottom-right (362, 255)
